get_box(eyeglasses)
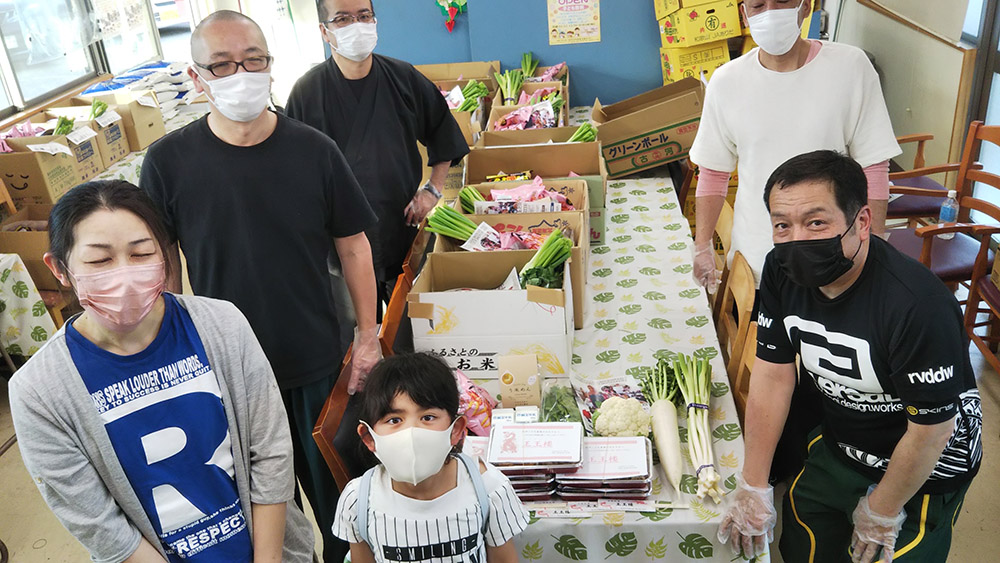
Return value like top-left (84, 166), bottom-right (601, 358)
top-left (195, 55), bottom-right (273, 78)
top-left (322, 11), bottom-right (375, 28)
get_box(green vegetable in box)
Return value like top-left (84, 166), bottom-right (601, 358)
top-left (519, 229), bottom-right (572, 289)
top-left (541, 382), bottom-right (582, 423)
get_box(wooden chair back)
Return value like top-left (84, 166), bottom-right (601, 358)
top-left (710, 200), bottom-right (734, 321)
top-left (731, 321), bottom-right (757, 426)
top-left (312, 345), bottom-right (356, 492)
top-left (716, 251), bottom-right (754, 368)
top-left (403, 222), bottom-right (432, 283)
top-left (379, 273), bottom-right (412, 357)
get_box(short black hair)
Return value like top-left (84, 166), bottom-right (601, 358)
top-left (763, 150), bottom-right (868, 223)
top-left (316, 0), bottom-right (375, 23)
top-left (48, 180), bottom-right (172, 278)
top-left (359, 352), bottom-right (459, 425)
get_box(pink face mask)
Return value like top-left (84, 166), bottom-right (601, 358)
top-left (70, 262), bottom-right (166, 332)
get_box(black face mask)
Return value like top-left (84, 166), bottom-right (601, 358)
top-left (771, 210), bottom-right (863, 288)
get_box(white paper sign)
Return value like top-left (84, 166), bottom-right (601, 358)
top-left (27, 142), bottom-right (73, 157)
top-left (136, 95), bottom-right (158, 108)
top-left (459, 222), bottom-right (502, 252)
top-left (66, 125), bottom-right (98, 146)
top-left (95, 109), bottom-right (123, 127)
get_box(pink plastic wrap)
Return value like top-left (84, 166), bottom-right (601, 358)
top-left (490, 177), bottom-right (574, 211)
top-left (456, 369), bottom-right (498, 436)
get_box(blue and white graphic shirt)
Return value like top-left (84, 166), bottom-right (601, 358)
top-left (67, 293), bottom-right (253, 561)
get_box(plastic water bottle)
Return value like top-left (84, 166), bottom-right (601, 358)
top-left (938, 190), bottom-right (958, 240)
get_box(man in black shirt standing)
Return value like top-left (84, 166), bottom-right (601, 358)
top-left (718, 151), bottom-right (981, 563)
top-left (140, 11), bottom-right (379, 562)
top-left (285, 0), bottom-right (469, 350)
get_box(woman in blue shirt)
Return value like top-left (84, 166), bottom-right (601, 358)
top-left (9, 180), bottom-right (314, 562)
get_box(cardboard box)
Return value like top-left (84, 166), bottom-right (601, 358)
top-left (486, 101), bottom-right (568, 132)
top-left (655, 0), bottom-right (722, 20)
top-left (46, 101), bottom-right (130, 168)
top-left (592, 78), bottom-right (704, 178)
top-left (416, 61), bottom-right (500, 91)
top-left (532, 65), bottom-right (570, 108)
top-left (493, 81), bottom-right (565, 110)
top-left (82, 90), bottom-right (166, 151)
top-left (466, 142), bottom-right (604, 191)
top-left (660, 40), bottom-right (731, 84)
top-left (408, 251), bottom-right (573, 379)
top-left (0, 142), bottom-right (79, 207)
top-left (659, 0), bottom-right (741, 48)
top-left (0, 204), bottom-right (59, 290)
top-left (589, 208), bottom-right (605, 245)
top-left (435, 79), bottom-right (492, 146)
top-left (500, 354), bottom-right (542, 408)
top-left (8, 125), bottom-right (104, 184)
top-left (434, 208), bottom-right (588, 329)
top-left (476, 126), bottom-right (581, 148)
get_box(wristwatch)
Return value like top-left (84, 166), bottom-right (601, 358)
top-left (421, 182), bottom-right (443, 199)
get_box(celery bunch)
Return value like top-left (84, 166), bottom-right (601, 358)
top-left (459, 186), bottom-right (486, 213)
top-left (494, 69), bottom-right (524, 104)
top-left (88, 99), bottom-right (108, 120)
top-left (426, 206), bottom-right (478, 241)
top-left (568, 122), bottom-right (597, 143)
top-left (519, 229), bottom-right (572, 288)
top-left (53, 116), bottom-right (75, 136)
top-left (521, 52), bottom-right (539, 77)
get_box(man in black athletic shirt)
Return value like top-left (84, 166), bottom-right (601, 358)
top-left (718, 150), bottom-right (981, 563)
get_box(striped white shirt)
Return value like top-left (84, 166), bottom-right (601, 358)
top-left (333, 459), bottom-right (530, 562)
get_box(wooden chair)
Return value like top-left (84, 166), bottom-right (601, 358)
top-left (887, 121), bottom-right (997, 291)
top-left (378, 272), bottom-right (413, 356)
top-left (887, 133), bottom-right (962, 227)
top-left (963, 224), bottom-right (1000, 371)
top-left (710, 200), bottom-right (735, 322)
top-left (716, 251), bottom-right (755, 371)
top-left (731, 321), bottom-right (757, 426)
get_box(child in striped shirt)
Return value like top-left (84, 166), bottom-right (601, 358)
top-left (333, 352), bottom-right (529, 563)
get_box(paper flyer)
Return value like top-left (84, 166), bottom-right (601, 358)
top-left (547, 0), bottom-right (601, 45)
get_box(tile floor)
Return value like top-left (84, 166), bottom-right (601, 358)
top-left (1, 348), bottom-right (998, 562)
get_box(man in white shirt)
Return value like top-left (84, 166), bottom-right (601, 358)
top-left (690, 0), bottom-right (901, 290)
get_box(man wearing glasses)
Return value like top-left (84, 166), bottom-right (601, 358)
top-left (140, 10), bottom-right (379, 562)
top-left (285, 0), bottom-right (468, 347)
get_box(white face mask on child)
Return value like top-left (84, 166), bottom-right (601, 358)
top-left (362, 420), bottom-right (456, 485)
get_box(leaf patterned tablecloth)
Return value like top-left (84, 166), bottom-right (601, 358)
top-left (93, 107), bottom-right (207, 185)
top-left (514, 176), bottom-right (767, 562)
top-left (0, 253), bottom-right (56, 357)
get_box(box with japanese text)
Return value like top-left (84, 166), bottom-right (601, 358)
top-left (9, 122), bottom-right (104, 184)
top-left (408, 251), bottom-right (573, 380)
top-left (655, 0), bottom-right (722, 20)
top-left (589, 208), bottom-right (605, 245)
top-left (0, 204), bottom-right (60, 290)
top-left (0, 142), bottom-right (79, 207)
top-left (434, 208), bottom-right (588, 329)
top-left (592, 78), bottom-right (704, 178)
top-left (659, 0), bottom-right (740, 48)
top-left (45, 101), bottom-right (130, 168)
top-left (660, 40), bottom-right (731, 84)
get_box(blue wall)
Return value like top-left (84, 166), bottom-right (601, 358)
top-left (372, 0), bottom-right (663, 106)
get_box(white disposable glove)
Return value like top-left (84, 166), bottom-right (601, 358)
top-left (693, 242), bottom-right (720, 294)
top-left (717, 474), bottom-right (776, 558)
top-left (348, 326), bottom-right (382, 395)
top-left (851, 487), bottom-right (906, 563)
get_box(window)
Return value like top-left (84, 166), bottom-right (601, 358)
top-left (963, 0), bottom-right (985, 44)
top-left (0, 0), bottom-right (162, 117)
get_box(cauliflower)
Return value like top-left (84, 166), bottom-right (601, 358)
top-left (593, 396), bottom-right (650, 437)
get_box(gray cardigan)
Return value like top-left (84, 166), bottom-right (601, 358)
top-left (8, 294), bottom-right (314, 562)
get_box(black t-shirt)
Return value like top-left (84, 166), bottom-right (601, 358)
top-left (756, 236), bottom-right (982, 493)
top-left (285, 54), bottom-right (469, 280)
top-left (140, 112), bottom-right (377, 389)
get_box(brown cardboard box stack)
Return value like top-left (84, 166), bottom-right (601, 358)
top-left (655, 0), bottom-right (739, 85)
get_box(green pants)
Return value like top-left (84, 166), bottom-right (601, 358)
top-left (779, 432), bottom-right (970, 563)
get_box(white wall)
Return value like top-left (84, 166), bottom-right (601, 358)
top-left (836, 0), bottom-right (973, 176)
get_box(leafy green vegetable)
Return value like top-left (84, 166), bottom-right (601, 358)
top-left (541, 384), bottom-right (582, 423)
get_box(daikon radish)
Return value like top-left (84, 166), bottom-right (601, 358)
top-left (641, 359), bottom-right (683, 494)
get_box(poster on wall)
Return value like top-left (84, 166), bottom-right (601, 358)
top-left (547, 0), bottom-right (600, 45)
